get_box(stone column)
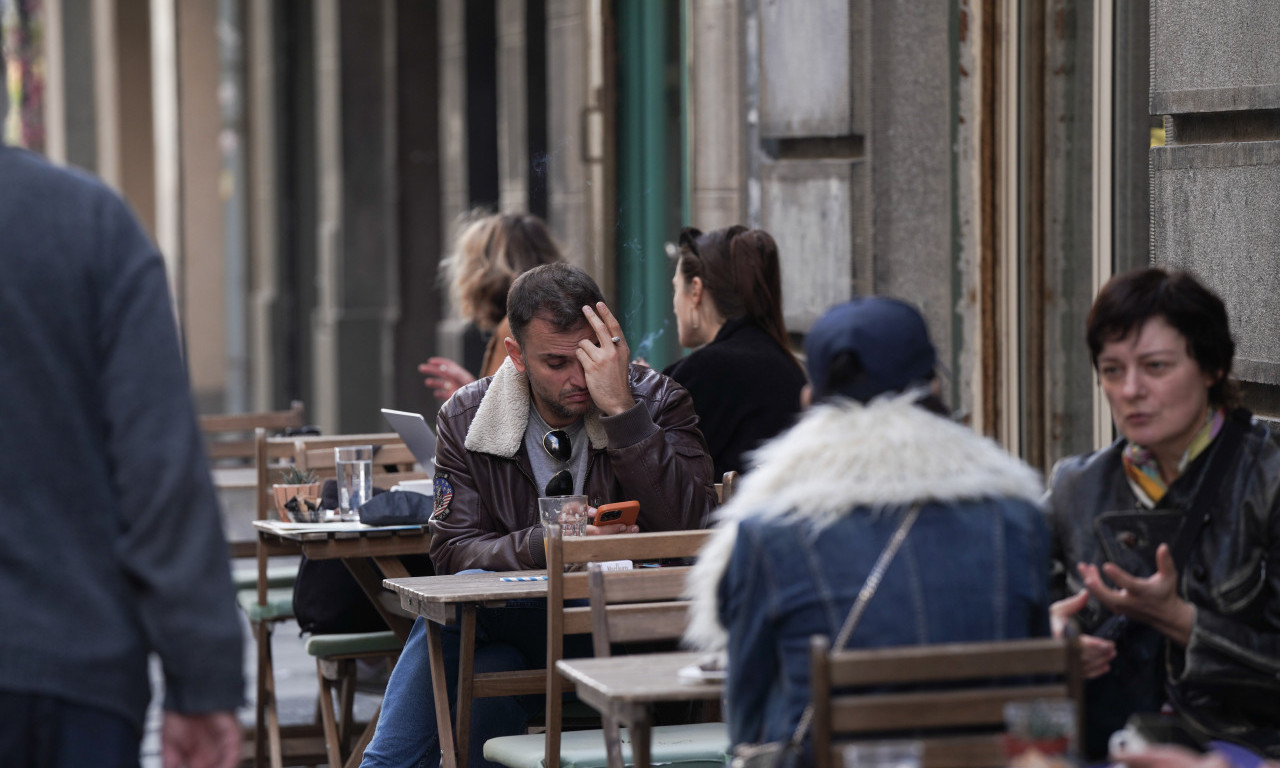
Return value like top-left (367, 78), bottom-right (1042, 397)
top-left (313, 0), bottom-right (400, 434)
top-left (688, 0), bottom-right (746, 230)
top-left (1149, 0), bottom-right (1280, 414)
top-left (434, 0), bottom-right (470, 369)
top-left (496, 0), bottom-right (529, 213)
top-left (545, 0), bottom-right (593, 272)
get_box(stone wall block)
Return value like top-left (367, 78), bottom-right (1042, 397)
top-left (758, 0), bottom-right (855, 137)
top-left (1151, 140), bottom-right (1280, 383)
top-left (760, 159), bottom-right (863, 331)
top-left (1151, 0), bottom-right (1280, 113)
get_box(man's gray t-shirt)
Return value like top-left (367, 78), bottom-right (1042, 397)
top-left (525, 406), bottom-right (590, 498)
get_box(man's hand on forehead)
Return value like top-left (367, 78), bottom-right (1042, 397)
top-left (576, 302), bottom-right (636, 417)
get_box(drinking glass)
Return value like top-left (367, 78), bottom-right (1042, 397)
top-left (335, 445), bottom-right (373, 522)
top-left (1002, 698), bottom-right (1076, 763)
top-left (538, 495), bottom-right (589, 540)
top-left (843, 741), bottom-right (923, 768)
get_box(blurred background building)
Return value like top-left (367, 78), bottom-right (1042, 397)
top-left (4, 0), bottom-right (1277, 472)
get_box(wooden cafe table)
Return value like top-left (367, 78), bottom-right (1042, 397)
top-left (383, 570), bottom-right (552, 768)
top-left (555, 652), bottom-right (724, 768)
top-left (253, 519), bottom-right (432, 641)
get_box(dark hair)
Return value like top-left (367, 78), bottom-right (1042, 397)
top-left (445, 212), bottom-right (563, 330)
top-left (507, 263), bottom-right (606, 344)
top-left (1087, 267), bottom-right (1238, 408)
top-left (821, 351), bottom-right (948, 415)
top-left (674, 225), bottom-right (802, 371)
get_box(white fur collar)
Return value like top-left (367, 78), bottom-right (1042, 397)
top-left (684, 393), bottom-right (1043, 650)
top-left (464, 357), bottom-right (609, 457)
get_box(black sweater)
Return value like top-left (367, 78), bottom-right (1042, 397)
top-left (664, 318), bottom-right (807, 478)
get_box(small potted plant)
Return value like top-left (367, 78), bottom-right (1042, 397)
top-left (272, 466), bottom-right (322, 522)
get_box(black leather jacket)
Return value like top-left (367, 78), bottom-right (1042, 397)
top-left (429, 360), bottom-right (715, 575)
top-left (1046, 411), bottom-right (1280, 756)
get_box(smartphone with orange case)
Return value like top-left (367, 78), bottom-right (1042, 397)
top-left (592, 500), bottom-right (640, 527)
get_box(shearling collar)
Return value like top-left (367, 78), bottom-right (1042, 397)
top-left (684, 393), bottom-right (1043, 650)
top-left (463, 357), bottom-right (609, 458)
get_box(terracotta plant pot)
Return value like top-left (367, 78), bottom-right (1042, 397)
top-left (272, 482), bottom-right (323, 522)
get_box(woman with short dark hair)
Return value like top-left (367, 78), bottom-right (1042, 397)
top-left (1047, 267), bottom-right (1280, 758)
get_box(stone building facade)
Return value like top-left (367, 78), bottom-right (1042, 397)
top-left (16, 0), bottom-right (1277, 468)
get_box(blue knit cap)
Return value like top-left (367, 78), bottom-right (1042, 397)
top-left (804, 297), bottom-right (937, 403)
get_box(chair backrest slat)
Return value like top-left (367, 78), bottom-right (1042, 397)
top-left (829, 638), bottom-right (1072, 687)
top-left (202, 401), bottom-right (306, 465)
top-left (560, 529), bottom-right (711, 563)
top-left (810, 634), bottom-right (1083, 768)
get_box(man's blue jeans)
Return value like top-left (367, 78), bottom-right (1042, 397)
top-left (362, 594), bottom-right (588, 768)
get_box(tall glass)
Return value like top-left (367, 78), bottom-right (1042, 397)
top-left (538, 495), bottom-right (589, 551)
top-left (335, 445), bottom-right (373, 522)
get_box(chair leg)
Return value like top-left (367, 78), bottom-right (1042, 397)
top-left (316, 660), bottom-right (344, 768)
top-left (345, 701), bottom-right (382, 768)
top-left (253, 619), bottom-right (286, 768)
top-left (338, 661), bottom-right (357, 752)
top-left (254, 621), bottom-right (267, 768)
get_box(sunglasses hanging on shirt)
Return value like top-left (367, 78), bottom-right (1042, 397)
top-left (542, 429), bottom-right (574, 496)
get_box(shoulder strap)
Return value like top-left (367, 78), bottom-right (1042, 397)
top-left (785, 502), bottom-right (923, 754)
top-left (1169, 408), bottom-right (1250, 573)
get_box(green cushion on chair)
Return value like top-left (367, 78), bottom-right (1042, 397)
top-left (304, 630), bottom-right (402, 658)
top-left (484, 722), bottom-right (729, 768)
top-left (235, 587), bottom-right (296, 623)
top-left (232, 564), bottom-right (298, 592)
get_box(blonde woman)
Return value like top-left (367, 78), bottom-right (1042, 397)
top-left (419, 212), bottom-right (563, 399)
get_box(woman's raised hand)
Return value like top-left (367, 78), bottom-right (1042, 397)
top-left (419, 356), bottom-right (477, 400)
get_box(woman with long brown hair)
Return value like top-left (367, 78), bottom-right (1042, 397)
top-left (663, 225), bottom-right (807, 478)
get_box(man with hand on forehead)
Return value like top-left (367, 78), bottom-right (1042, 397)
top-left (361, 262), bottom-right (713, 768)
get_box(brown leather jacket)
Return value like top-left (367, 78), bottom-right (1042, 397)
top-left (428, 359), bottom-right (715, 575)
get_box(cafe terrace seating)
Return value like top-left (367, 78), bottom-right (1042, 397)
top-left (484, 528), bottom-right (728, 768)
top-left (246, 430), bottom-right (420, 768)
top-left (809, 635), bottom-right (1084, 768)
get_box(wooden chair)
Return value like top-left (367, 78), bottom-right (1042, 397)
top-left (201, 400), bottom-right (306, 467)
top-left (715, 470), bottom-right (739, 504)
top-left (809, 635), bottom-right (1084, 768)
top-left (482, 529), bottom-right (715, 768)
top-left (201, 402), bottom-right (307, 561)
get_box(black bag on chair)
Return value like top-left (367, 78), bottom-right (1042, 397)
top-left (292, 555), bottom-right (390, 635)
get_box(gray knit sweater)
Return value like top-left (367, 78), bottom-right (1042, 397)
top-left (0, 145), bottom-right (244, 732)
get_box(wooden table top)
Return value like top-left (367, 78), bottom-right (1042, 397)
top-left (555, 650), bottom-right (723, 703)
top-left (384, 570), bottom-right (551, 624)
top-left (253, 519), bottom-right (428, 541)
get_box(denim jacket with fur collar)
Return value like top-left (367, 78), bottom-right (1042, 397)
top-left (685, 395), bottom-right (1050, 749)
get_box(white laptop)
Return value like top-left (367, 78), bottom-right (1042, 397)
top-left (381, 408), bottom-right (437, 469)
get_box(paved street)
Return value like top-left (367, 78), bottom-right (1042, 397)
top-left (141, 610), bottom-right (386, 767)
top-left (139, 482), bottom-right (386, 766)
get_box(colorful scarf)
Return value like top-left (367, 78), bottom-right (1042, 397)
top-left (1122, 407), bottom-right (1225, 506)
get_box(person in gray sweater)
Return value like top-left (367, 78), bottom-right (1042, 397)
top-left (0, 66), bottom-right (244, 765)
